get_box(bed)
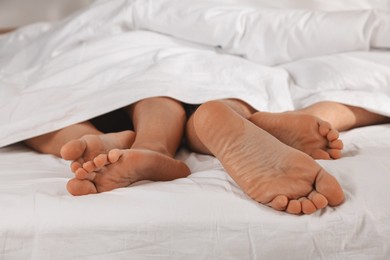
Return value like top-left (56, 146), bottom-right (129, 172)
top-left (1, 0), bottom-right (390, 259)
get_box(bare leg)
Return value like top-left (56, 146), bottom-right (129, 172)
top-left (128, 97), bottom-right (187, 156)
top-left (24, 122), bottom-right (102, 157)
top-left (186, 100), bottom-right (344, 214)
top-left (25, 121), bottom-right (135, 172)
top-left (247, 101), bottom-right (390, 160)
top-left (298, 101), bottom-right (390, 131)
top-left (67, 97), bottom-right (191, 196)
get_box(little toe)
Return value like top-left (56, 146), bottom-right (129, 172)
top-left (70, 160), bottom-right (83, 173)
top-left (267, 195), bottom-right (289, 211)
top-left (67, 178), bottom-right (97, 196)
top-left (60, 139), bottom-right (87, 160)
top-left (286, 200), bottom-right (301, 215)
top-left (300, 198), bottom-right (317, 214)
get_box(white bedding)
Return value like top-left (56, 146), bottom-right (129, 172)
top-left (1, 125), bottom-right (390, 259)
top-left (1, 0), bottom-right (390, 146)
top-left (1, 0), bottom-right (390, 259)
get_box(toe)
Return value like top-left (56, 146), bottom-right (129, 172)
top-left (329, 139), bottom-right (343, 149)
top-left (328, 149), bottom-right (342, 159)
top-left (75, 167), bottom-right (89, 179)
top-left (318, 121), bottom-right (331, 136)
top-left (84, 171), bottom-right (97, 181)
top-left (268, 195), bottom-right (289, 211)
top-left (308, 191), bottom-right (328, 209)
top-left (82, 161), bottom-right (96, 173)
top-left (286, 200), bottom-right (301, 214)
top-left (94, 154), bottom-right (108, 168)
top-left (67, 178), bottom-right (97, 196)
top-left (301, 198), bottom-right (317, 214)
top-left (70, 160), bottom-right (83, 173)
top-left (108, 149), bottom-right (123, 163)
top-left (326, 129), bottom-right (339, 141)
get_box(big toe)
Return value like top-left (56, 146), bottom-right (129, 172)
top-left (315, 168), bottom-right (344, 206)
top-left (61, 139), bottom-right (87, 160)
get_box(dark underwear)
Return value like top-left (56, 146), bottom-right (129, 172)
top-left (183, 103), bottom-right (201, 118)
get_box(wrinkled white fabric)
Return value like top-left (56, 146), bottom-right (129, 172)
top-left (1, 0), bottom-right (390, 148)
top-left (131, 0), bottom-right (390, 65)
top-left (1, 1), bottom-right (390, 259)
top-left (1, 124), bottom-right (390, 259)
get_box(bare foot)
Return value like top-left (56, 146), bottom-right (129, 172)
top-left (66, 148), bottom-right (191, 196)
top-left (192, 102), bottom-right (344, 214)
top-left (249, 111), bottom-right (343, 160)
top-left (60, 130), bottom-right (136, 173)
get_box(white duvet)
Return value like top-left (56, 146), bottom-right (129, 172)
top-left (1, 0), bottom-right (390, 147)
top-left (1, 0), bottom-right (390, 259)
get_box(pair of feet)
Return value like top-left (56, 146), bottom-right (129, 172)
top-left (61, 111), bottom-right (344, 215)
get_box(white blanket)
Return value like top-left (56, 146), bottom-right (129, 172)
top-left (1, 1), bottom-right (390, 259)
top-left (1, 0), bottom-right (390, 147)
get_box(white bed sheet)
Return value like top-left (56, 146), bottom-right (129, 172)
top-left (1, 124), bottom-right (390, 259)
